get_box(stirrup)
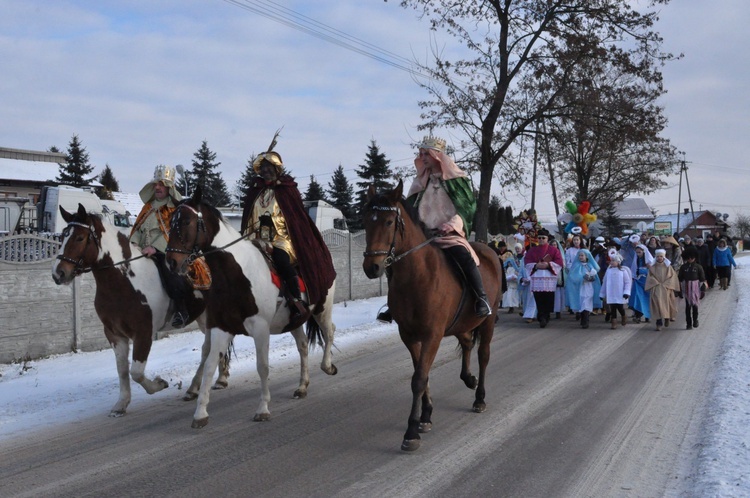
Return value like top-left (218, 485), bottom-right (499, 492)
top-left (171, 311), bottom-right (188, 328)
top-left (474, 296), bottom-right (492, 317)
top-left (376, 306), bottom-right (393, 323)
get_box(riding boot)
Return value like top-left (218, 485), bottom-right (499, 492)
top-left (448, 247), bottom-right (491, 317)
top-left (284, 273), bottom-right (310, 330)
top-left (272, 247), bottom-right (310, 330)
top-left (377, 307), bottom-right (393, 323)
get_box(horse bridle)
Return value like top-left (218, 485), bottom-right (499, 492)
top-left (165, 204), bottom-right (208, 272)
top-left (362, 204), bottom-right (435, 269)
top-left (56, 220), bottom-right (149, 275)
top-left (55, 221), bottom-right (101, 275)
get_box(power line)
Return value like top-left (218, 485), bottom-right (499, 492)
top-left (221, 0), bottom-right (432, 80)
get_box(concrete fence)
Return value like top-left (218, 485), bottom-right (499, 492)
top-left (0, 230), bottom-right (387, 364)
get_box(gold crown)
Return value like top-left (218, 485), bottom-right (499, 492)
top-left (152, 164), bottom-right (177, 187)
top-left (252, 151), bottom-right (284, 173)
top-left (419, 135), bottom-right (446, 152)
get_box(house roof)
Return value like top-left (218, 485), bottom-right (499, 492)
top-left (650, 211), bottom-right (712, 233)
top-left (614, 198), bottom-right (655, 220)
top-left (0, 157), bottom-right (60, 183)
top-left (111, 192), bottom-right (144, 217)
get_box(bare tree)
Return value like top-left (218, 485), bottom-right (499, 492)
top-left (731, 213), bottom-right (750, 243)
top-left (543, 62), bottom-right (679, 211)
top-left (390, 0), bottom-right (676, 240)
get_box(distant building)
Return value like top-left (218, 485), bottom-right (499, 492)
top-left (0, 147), bottom-right (67, 230)
top-left (649, 209), bottom-right (730, 239)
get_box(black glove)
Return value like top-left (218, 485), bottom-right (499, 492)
top-left (676, 291), bottom-right (683, 299)
top-left (623, 295), bottom-right (629, 299)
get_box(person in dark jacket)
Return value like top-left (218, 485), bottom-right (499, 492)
top-left (678, 246), bottom-right (706, 330)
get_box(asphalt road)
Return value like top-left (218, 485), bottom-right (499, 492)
top-left (0, 285), bottom-right (734, 497)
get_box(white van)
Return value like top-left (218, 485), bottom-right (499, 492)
top-left (37, 186), bottom-right (105, 234)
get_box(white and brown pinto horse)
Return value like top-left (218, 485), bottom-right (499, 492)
top-left (165, 188), bottom-right (337, 428)
top-left (362, 181), bottom-right (502, 451)
top-left (52, 204), bottom-right (228, 417)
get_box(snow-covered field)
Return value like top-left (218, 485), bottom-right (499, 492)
top-left (0, 263), bottom-right (747, 494)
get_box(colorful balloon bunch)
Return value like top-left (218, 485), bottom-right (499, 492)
top-left (557, 200), bottom-right (597, 235)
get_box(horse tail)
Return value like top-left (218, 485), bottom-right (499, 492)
top-left (306, 316), bottom-right (324, 351)
top-left (454, 327), bottom-right (481, 356)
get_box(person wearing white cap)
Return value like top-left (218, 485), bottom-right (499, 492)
top-left (645, 248), bottom-right (680, 331)
top-left (599, 251), bottom-right (632, 330)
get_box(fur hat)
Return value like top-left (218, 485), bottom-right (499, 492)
top-left (629, 234), bottom-right (641, 244)
top-left (655, 248), bottom-right (667, 256)
top-left (682, 246), bottom-right (698, 260)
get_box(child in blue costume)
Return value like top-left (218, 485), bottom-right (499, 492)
top-left (568, 249), bottom-right (602, 329)
top-left (629, 244), bottom-right (653, 323)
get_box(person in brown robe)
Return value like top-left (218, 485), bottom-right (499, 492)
top-left (645, 248), bottom-right (680, 331)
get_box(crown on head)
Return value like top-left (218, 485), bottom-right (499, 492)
top-left (152, 164), bottom-right (177, 187)
top-left (419, 135), bottom-right (446, 152)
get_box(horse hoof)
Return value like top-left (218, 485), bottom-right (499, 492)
top-left (182, 392), bottom-right (198, 401)
top-left (322, 364), bottom-right (338, 376)
top-left (253, 413), bottom-right (271, 422)
top-left (212, 380), bottom-right (228, 390)
top-left (155, 376), bottom-right (168, 390)
top-left (401, 439), bottom-right (421, 451)
top-left (463, 375), bottom-right (478, 390)
top-left (191, 417), bottom-right (209, 429)
top-left (473, 402), bottom-right (486, 413)
top-left (293, 389), bottom-right (308, 399)
top-left (109, 410), bottom-right (126, 418)
top-left (418, 422), bottom-right (432, 433)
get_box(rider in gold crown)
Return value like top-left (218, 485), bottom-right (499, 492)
top-left (130, 165), bottom-right (192, 328)
top-left (240, 133), bottom-right (336, 330)
top-left (378, 135), bottom-right (491, 322)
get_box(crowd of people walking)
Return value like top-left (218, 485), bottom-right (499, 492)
top-left (493, 230), bottom-right (739, 331)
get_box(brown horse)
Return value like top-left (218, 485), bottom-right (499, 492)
top-left (362, 181), bottom-right (501, 451)
top-left (51, 204), bottom-right (230, 417)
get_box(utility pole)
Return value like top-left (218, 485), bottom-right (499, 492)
top-left (676, 159), bottom-right (684, 236)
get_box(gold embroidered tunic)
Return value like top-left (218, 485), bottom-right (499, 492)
top-left (246, 188), bottom-right (296, 263)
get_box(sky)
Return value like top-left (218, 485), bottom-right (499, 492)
top-left (1, 265), bottom-right (749, 495)
top-left (1, 0), bottom-right (749, 224)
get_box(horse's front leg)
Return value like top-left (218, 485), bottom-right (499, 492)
top-left (289, 326), bottom-right (310, 399)
top-left (402, 339), bottom-right (439, 452)
top-left (109, 336), bottom-right (131, 417)
top-left (251, 326), bottom-right (272, 421)
top-left (185, 327), bottom-right (211, 401)
top-left (458, 333), bottom-right (478, 390)
top-left (130, 332), bottom-right (168, 395)
top-left (473, 321), bottom-right (494, 413)
top-left (192, 328), bottom-right (232, 428)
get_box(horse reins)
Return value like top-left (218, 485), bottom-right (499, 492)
top-left (362, 205), bottom-right (436, 269)
top-left (165, 203), bottom-right (252, 273)
top-left (56, 221), bottom-right (151, 275)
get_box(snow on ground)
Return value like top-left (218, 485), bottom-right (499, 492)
top-left (0, 263), bottom-right (748, 493)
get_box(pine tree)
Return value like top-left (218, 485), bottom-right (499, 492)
top-left (327, 164), bottom-right (355, 228)
top-left (354, 140), bottom-right (394, 218)
top-left (97, 164), bottom-right (120, 200)
top-left (186, 141), bottom-right (230, 206)
top-left (234, 154), bottom-right (259, 208)
top-left (488, 195), bottom-right (501, 235)
top-left (601, 203), bottom-right (623, 237)
top-left (504, 206), bottom-right (514, 234)
top-left (304, 175), bottom-right (326, 202)
top-left (57, 134), bottom-right (94, 187)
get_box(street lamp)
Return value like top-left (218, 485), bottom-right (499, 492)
top-left (175, 164), bottom-right (188, 197)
